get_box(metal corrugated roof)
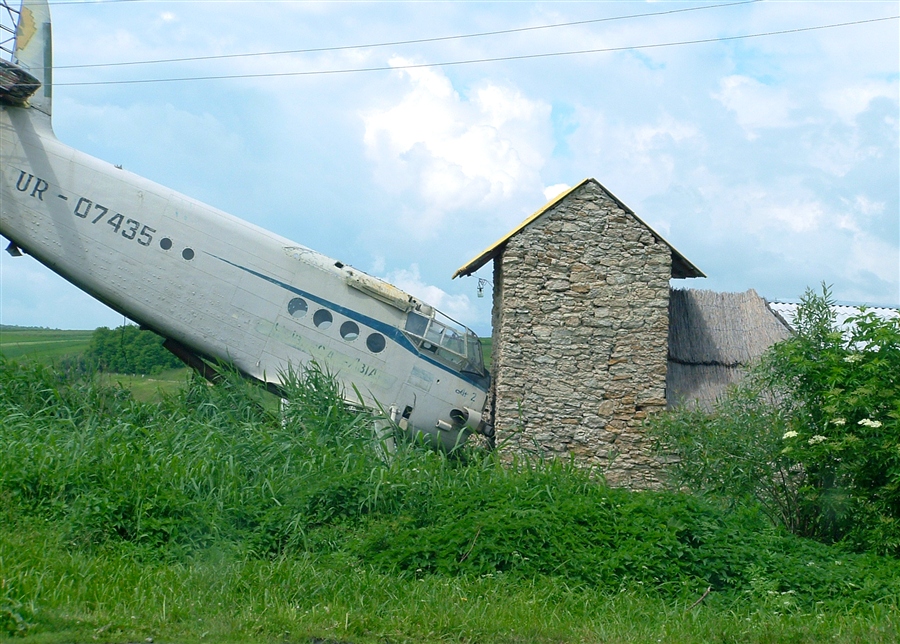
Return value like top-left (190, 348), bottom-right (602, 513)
top-left (452, 178), bottom-right (704, 279)
top-left (768, 302), bottom-right (899, 332)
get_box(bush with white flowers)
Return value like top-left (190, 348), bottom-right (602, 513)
top-left (653, 285), bottom-right (900, 555)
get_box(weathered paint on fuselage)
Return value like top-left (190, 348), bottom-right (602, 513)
top-left (0, 103), bottom-right (488, 447)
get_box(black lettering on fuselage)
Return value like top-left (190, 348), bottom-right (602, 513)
top-left (15, 170), bottom-right (32, 192)
top-left (30, 178), bottom-right (49, 200)
top-left (14, 171), bottom-right (49, 201)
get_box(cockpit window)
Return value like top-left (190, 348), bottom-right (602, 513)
top-left (425, 322), bottom-right (444, 346)
top-left (465, 332), bottom-right (484, 372)
top-left (403, 310), bottom-right (485, 376)
top-left (405, 312), bottom-right (429, 337)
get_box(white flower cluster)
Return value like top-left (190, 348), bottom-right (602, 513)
top-left (808, 435), bottom-right (827, 445)
top-left (831, 418), bottom-right (846, 426)
top-left (858, 419), bottom-right (882, 428)
top-left (843, 354), bottom-right (862, 363)
top-left (782, 431), bottom-right (799, 440)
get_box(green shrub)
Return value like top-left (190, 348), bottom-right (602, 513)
top-left (646, 388), bottom-right (803, 531)
top-left (768, 288), bottom-right (900, 553)
top-left (653, 285), bottom-right (900, 555)
top-left (84, 325), bottom-right (183, 374)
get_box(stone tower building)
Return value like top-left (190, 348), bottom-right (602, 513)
top-left (454, 179), bottom-right (703, 488)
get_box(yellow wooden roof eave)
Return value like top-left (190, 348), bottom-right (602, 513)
top-left (452, 179), bottom-right (590, 279)
top-left (452, 178), bottom-right (705, 280)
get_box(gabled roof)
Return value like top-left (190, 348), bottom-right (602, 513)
top-left (452, 178), bottom-right (705, 279)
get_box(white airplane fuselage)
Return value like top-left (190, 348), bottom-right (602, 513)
top-left (0, 1), bottom-right (489, 448)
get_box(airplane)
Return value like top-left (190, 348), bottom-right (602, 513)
top-left (0, 0), bottom-right (491, 449)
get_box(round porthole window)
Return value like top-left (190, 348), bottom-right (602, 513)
top-left (366, 332), bottom-right (386, 353)
top-left (340, 321), bottom-right (360, 341)
top-left (288, 297), bottom-right (308, 318)
top-left (313, 309), bottom-right (333, 329)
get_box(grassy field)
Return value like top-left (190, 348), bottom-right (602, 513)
top-left (4, 518), bottom-right (897, 644)
top-left (96, 367), bottom-right (192, 402)
top-left (1, 359), bottom-right (898, 643)
top-left (0, 326), bottom-right (190, 401)
top-left (0, 326), bottom-right (93, 362)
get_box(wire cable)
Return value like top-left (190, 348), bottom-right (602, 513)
top-left (49, 0), bottom-right (142, 5)
top-left (54, 15), bottom-right (899, 87)
top-left (55, 0), bottom-right (761, 70)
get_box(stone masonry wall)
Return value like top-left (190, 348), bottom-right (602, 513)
top-left (490, 180), bottom-right (671, 488)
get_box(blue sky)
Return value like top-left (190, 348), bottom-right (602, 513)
top-left (1, 0), bottom-right (897, 335)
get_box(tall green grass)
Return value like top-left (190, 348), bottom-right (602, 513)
top-left (1, 358), bottom-right (899, 642)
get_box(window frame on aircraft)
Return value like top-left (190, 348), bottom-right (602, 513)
top-left (403, 311), bottom-right (485, 376)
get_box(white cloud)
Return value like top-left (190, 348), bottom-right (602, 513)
top-left (361, 57), bottom-right (552, 234)
top-left (713, 75), bottom-right (796, 137)
top-left (822, 80), bottom-right (899, 124)
top-left (566, 108), bottom-right (702, 203)
top-left (847, 233), bottom-right (900, 294)
top-left (767, 200), bottom-right (825, 233)
top-left (369, 255), bottom-right (386, 275)
top-left (381, 264), bottom-right (474, 323)
top-left (697, 178), bottom-right (829, 237)
top-left (806, 133), bottom-right (874, 178)
top-left (632, 116), bottom-right (699, 150)
top-left (835, 195), bottom-right (888, 233)
top-left (678, 173), bottom-right (899, 303)
top-left (542, 184), bottom-right (570, 201)
top-left (852, 195), bottom-right (885, 217)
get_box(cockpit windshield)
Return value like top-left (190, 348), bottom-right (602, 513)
top-left (404, 310), bottom-right (486, 376)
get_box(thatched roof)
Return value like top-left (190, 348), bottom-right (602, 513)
top-left (667, 288), bottom-right (791, 410)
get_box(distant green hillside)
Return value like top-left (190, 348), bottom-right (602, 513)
top-left (0, 325), bottom-right (191, 400)
top-left (480, 337), bottom-right (492, 368)
top-left (2, 327), bottom-right (490, 392)
top-left (0, 326), bottom-right (93, 362)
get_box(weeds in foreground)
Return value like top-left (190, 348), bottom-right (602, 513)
top-left (1, 358), bottom-right (899, 642)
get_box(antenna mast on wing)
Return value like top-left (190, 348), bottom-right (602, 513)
top-left (0, 0), bottom-right (50, 116)
top-left (0, 1), bottom-right (21, 62)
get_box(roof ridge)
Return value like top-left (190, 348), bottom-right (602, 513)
top-left (452, 178), bottom-right (704, 279)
